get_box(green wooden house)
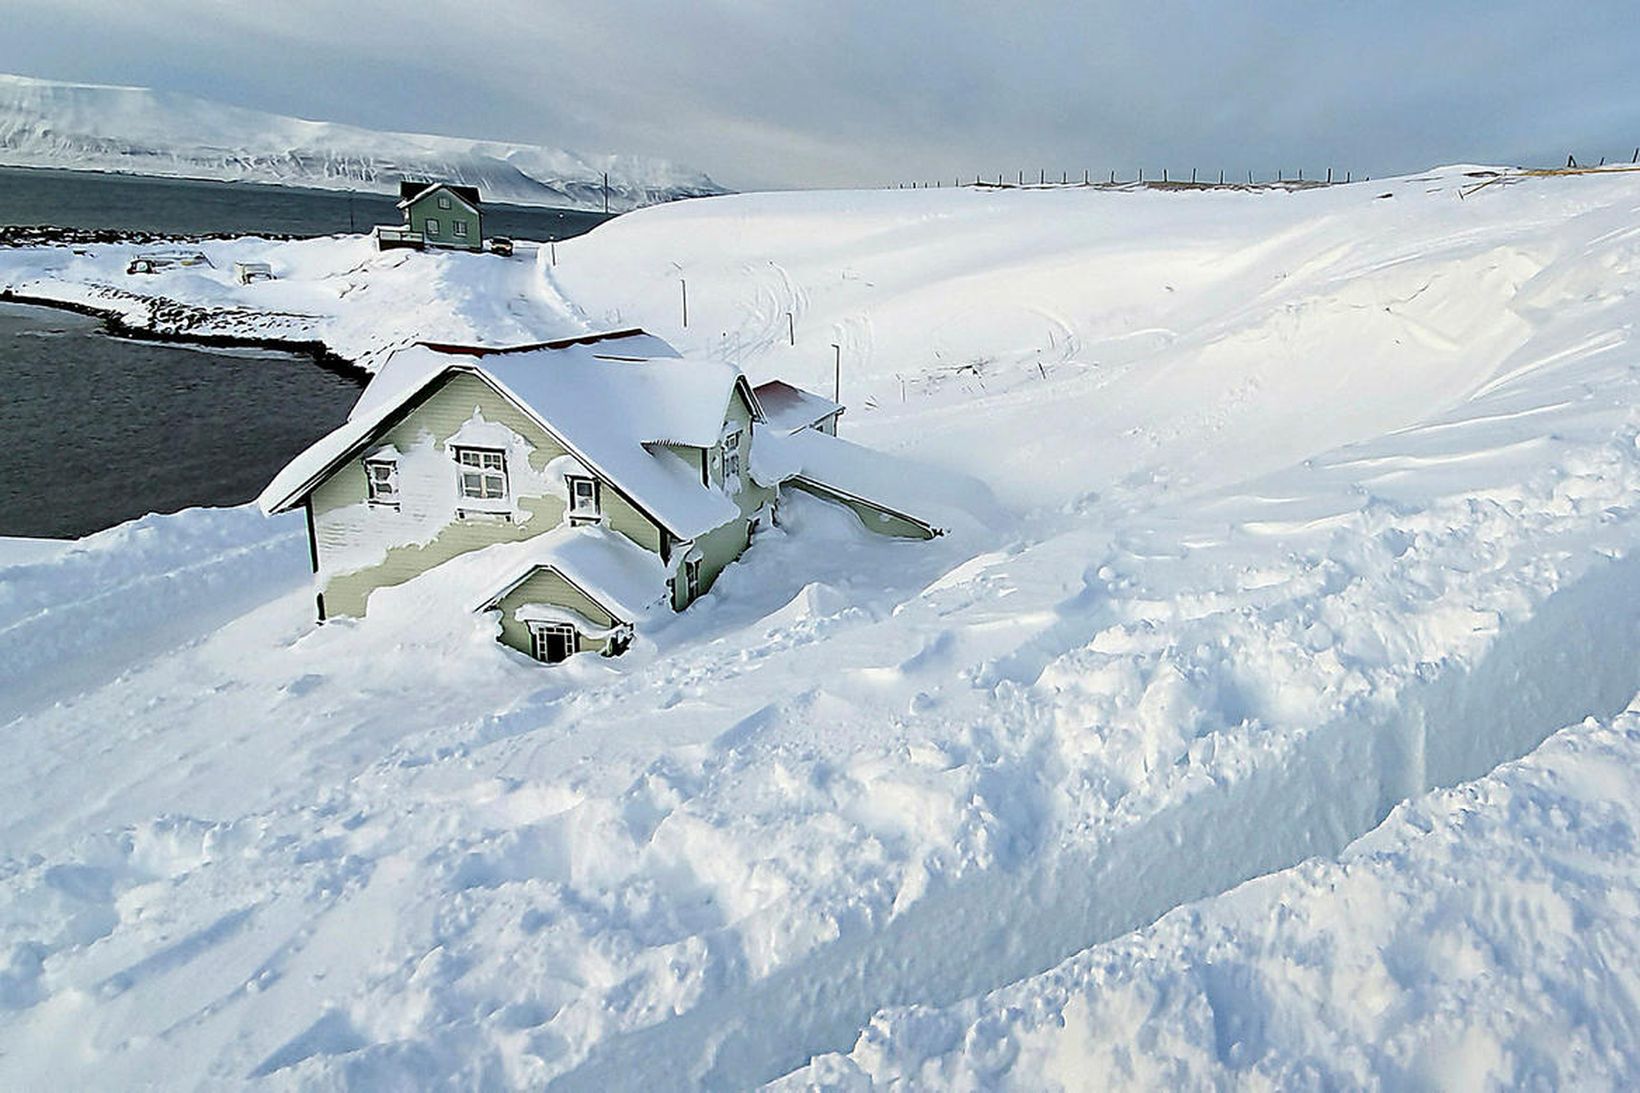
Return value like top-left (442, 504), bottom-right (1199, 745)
top-left (377, 181), bottom-right (483, 252)
top-left (259, 330), bottom-right (940, 665)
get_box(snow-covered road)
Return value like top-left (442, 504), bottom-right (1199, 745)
top-left (3, 166), bottom-right (1640, 1088)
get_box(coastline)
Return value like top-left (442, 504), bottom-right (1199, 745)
top-left (0, 287), bottom-right (369, 382)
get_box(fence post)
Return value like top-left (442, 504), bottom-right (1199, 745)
top-left (1192, 167), bottom-right (1197, 183)
top-left (680, 279), bottom-right (688, 328)
top-left (832, 343), bottom-right (841, 403)
top-left (1327, 167), bottom-right (1333, 184)
top-left (787, 312), bottom-right (794, 346)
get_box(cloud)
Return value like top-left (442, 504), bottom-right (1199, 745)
top-left (3, 0), bottom-right (1638, 190)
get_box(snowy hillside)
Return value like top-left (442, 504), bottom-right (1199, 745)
top-left (3, 166), bottom-right (1640, 1088)
top-left (0, 73), bottom-right (725, 210)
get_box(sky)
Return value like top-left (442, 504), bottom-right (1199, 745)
top-left (3, 0), bottom-right (1640, 192)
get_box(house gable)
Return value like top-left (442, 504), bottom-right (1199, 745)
top-left (308, 371), bottom-right (666, 617)
top-left (402, 183), bottom-right (482, 250)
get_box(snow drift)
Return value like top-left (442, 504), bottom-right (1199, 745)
top-left (0, 73), bottom-right (726, 211)
top-left (3, 165), bottom-right (1640, 1088)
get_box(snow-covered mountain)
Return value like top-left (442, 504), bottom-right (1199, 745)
top-left (0, 73), bottom-right (727, 210)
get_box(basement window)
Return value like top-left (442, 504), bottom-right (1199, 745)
top-left (363, 458), bottom-right (399, 506)
top-left (566, 475), bottom-right (600, 522)
top-left (528, 621), bottom-right (577, 664)
top-left (454, 447), bottom-right (508, 501)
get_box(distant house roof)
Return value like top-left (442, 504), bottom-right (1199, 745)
top-left (397, 180), bottom-right (482, 211)
top-left (752, 380), bottom-right (843, 435)
top-left (258, 330), bottom-right (764, 542)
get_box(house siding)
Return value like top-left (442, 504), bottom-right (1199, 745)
top-left (494, 568), bottom-right (617, 658)
top-left (406, 188), bottom-right (482, 251)
top-left (312, 372), bottom-right (665, 617)
top-left (672, 388), bottom-right (776, 610)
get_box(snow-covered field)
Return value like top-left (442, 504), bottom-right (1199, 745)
top-left (2, 165), bottom-right (1639, 1089)
top-left (0, 73), bottom-right (725, 211)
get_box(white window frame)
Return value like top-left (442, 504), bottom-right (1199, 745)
top-left (453, 220), bottom-right (468, 238)
top-left (528, 621), bottom-right (578, 663)
top-left (363, 458), bottom-right (399, 506)
top-left (722, 428), bottom-right (742, 485)
top-left (437, 194), bottom-right (452, 209)
top-left (566, 475), bottom-right (600, 522)
top-left (425, 217), bottom-right (441, 237)
top-left (453, 446), bottom-right (508, 505)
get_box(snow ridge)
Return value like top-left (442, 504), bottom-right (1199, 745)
top-left (0, 73), bottom-right (727, 211)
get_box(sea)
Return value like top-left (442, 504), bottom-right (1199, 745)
top-left (0, 166), bottom-right (613, 538)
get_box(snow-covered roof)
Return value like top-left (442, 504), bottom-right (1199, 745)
top-left (258, 330), bottom-right (755, 541)
top-left (755, 428), bottom-right (943, 534)
top-left (477, 525), bottom-right (668, 623)
top-left (397, 181), bottom-right (481, 212)
top-left (752, 380), bottom-right (843, 436)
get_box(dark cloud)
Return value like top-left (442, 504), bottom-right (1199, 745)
top-left (4, 1), bottom-right (1639, 189)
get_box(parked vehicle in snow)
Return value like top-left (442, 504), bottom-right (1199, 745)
top-left (126, 250), bottom-right (212, 274)
top-left (232, 261), bottom-right (275, 284)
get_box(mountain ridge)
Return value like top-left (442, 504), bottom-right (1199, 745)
top-left (0, 73), bottom-right (727, 211)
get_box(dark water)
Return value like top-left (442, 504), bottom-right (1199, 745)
top-left (0, 167), bottom-right (619, 538)
top-left (0, 165), bottom-right (614, 240)
top-left (0, 302), bottom-right (364, 538)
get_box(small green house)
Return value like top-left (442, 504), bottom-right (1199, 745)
top-left (384, 181), bottom-right (483, 252)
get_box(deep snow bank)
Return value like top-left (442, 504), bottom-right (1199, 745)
top-left (0, 232), bottom-right (589, 368)
top-left (0, 73), bottom-right (725, 211)
top-left (3, 167), bottom-right (1640, 1089)
top-left (782, 698), bottom-right (1640, 1090)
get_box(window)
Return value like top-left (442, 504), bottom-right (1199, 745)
top-left (425, 217), bottom-right (441, 237)
top-left (454, 447), bottom-right (507, 502)
top-left (437, 194), bottom-right (451, 209)
top-left (453, 221), bottom-right (468, 238)
top-left (566, 475), bottom-right (599, 521)
top-left (364, 458), bottom-right (398, 505)
top-left (529, 622), bottom-right (577, 663)
top-left (685, 557), bottom-right (701, 602)
top-left (722, 429), bottom-right (742, 484)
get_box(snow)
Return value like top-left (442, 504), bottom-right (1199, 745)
top-left (482, 525), bottom-right (671, 622)
top-left (760, 427), bottom-right (967, 531)
top-left (754, 379), bottom-right (842, 435)
top-left (5, 164), bottom-right (1640, 1088)
top-left (259, 336), bottom-right (746, 541)
top-left (0, 73), bottom-right (726, 211)
top-left (784, 701), bottom-right (1640, 1090)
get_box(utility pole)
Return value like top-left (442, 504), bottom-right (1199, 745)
top-left (680, 279), bottom-right (688, 328)
top-left (603, 172), bottom-right (610, 214)
top-left (787, 312), bottom-right (795, 346)
top-left (831, 343), bottom-right (841, 404)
